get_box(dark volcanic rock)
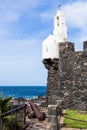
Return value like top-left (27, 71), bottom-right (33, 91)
top-left (43, 41), bottom-right (87, 110)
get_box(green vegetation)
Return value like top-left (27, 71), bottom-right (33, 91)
top-left (64, 110), bottom-right (87, 129)
top-left (3, 115), bottom-right (16, 130)
top-left (0, 96), bottom-right (12, 113)
top-left (0, 94), bottom-right (24, 130)
top-left (3, 115), bottom-right (17, 125)
top-left (3, 115), bottom-right (24, 130)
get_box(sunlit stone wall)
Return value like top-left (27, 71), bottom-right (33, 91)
top-left (43, 41), bottom-right (87, 110)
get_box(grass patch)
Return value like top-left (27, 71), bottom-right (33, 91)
top-left (64, 110), bottom-right (87, 129)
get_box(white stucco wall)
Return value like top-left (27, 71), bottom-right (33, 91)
top-left (42, 35), bottom-right (59, 59)
top-left (53, 11), bottom-right (67, 42)
top-left (42, 10), bottom-right (68, 60)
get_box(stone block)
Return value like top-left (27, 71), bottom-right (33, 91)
top-left (48, 105), bottom-right (58, 115)
top-left (48, 115), bottom-right (58, 123)
top-left (51, 124), bottom-right (59, 130)
top-left (83, 41), bottom-right (87, 51)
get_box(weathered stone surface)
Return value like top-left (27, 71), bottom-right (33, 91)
top-left (43, 41), bottom-right (87, 110)
top-left (83, 41), bottom-right (87, 51)
top-left (48, 115), bottom-right (58, 123)
top-left (47, 105), bottom-right (59, 130)
top-left (48, 105), bottom-right (58, 115)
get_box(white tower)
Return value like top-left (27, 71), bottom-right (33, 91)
top-left (42, 10), bottom-right (68, 59)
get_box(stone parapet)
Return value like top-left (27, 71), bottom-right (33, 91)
top-left (59, 42), bottom-right (75, 53)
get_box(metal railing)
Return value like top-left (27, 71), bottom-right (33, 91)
top-left (0, 104), bottom-right (26, 130)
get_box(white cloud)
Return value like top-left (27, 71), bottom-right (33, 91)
top-left (39, 10), bottom-right (55, 21)
top-left (0, 0), bottom-right (53, 39)
top-left (62, 0), bottom-right (87, 50)
top-left (64, 1), bottom-right (87, 29)
top-left (0, 0), bottom-right (44, 22)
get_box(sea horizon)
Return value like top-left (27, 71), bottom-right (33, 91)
top-left (0, 86), bottom-right (46, 87)
top-left (0, 86), bottom-right (46, 99)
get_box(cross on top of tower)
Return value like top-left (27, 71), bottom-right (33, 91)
top-left (58, 4), bottom-right (62, 10)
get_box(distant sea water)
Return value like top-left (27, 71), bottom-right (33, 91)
top-left (0, 86), bottom-right (46, 99)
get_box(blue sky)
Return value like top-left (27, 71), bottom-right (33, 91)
top-left (0, 0), bottom-right (87, 86)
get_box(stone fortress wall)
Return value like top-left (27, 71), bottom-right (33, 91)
top-left (42, 9), bottom-right (87, 110)
top-left (43, 41), bottom-right (87, 110)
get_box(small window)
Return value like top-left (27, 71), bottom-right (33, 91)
top-left (57, 16), bottom-right (59, 20)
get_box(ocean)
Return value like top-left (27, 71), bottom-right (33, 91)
top-left (0, 86), bottom-right (46, 99)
